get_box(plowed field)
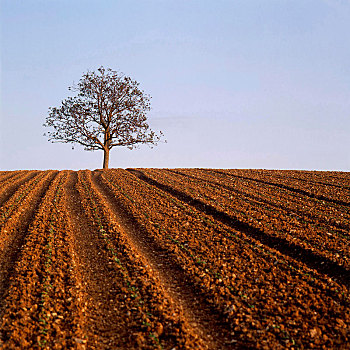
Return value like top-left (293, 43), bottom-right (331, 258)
top-left (0, 169), bottom-right (349, 349)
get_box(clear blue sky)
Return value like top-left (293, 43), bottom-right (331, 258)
top-left (1, 0), bottom-right (349, 170)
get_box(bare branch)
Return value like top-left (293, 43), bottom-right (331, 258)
top-left (44, 66), bottom-right (164, 168)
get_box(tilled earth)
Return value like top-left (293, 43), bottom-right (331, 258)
top-left (0, 169), bottom-right (349, 349)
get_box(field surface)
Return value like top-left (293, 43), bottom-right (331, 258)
top-left (0, 168), bottom-right (349, 349)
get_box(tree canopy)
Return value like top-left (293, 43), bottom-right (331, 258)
top-left (44, 66), bottom-right (163, 168)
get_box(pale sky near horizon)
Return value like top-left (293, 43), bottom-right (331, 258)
top-left (1, 0), bottom-right (349, 171)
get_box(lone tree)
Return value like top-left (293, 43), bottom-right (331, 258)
top-left (44, 66), bottom-right (163, 169)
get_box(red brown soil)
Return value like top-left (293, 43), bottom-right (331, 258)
top-left (91, 170), bottom-right (236, 349)
top-left (64, 171), bottom-right (127, 348)
top-left (0, 171), bottom-right (39, 207)
top-left (0, 169), bottom-right (349, 349)
top-left (0, 171), bottom-right (57, 317)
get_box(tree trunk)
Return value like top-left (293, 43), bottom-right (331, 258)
top-left (103, 148), bottom-right (109, 169)
top-left (103, 127), bottom-right (110, 169)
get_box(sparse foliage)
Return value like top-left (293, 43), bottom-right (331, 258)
top-left (44, 67), bottom-right (163, 169)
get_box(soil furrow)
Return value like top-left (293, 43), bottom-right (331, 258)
top-left (0, 171), bottom-right (39, 207)
top-left (0, 172), bottom-right (85, 348)
top-left (213, 169), bottom-right (350, 207)
top-left (285, 175), bottom-right (350, 190)
top-left (0, 171), bottom-right (58, 318)
top-left (64, 172), bottom-right (137, 348)
top-left (129, 169), bottom-right (350, 288)
top-left (0, 171), bottom-right (23, 185)
top-left (92, 170), bottom-right (241, 350)
top-left (166, 169), bottom-right (350, 232)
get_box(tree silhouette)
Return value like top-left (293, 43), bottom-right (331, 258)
top-left (44, 67), bottom-right (163, 169)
